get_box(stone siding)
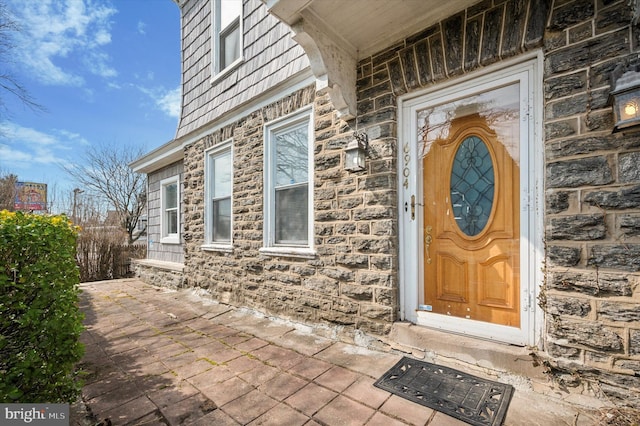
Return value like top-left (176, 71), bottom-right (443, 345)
top-left (542, 0), bottom-right (640, 407)
top-left (354, 0), bottom-right (640, 408)
top-left (133, 259), bottom-right (184, 289)
top-left (181, 84), bottom-right (397, 337)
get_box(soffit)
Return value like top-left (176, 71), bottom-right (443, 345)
top-left (265, 0), bottom-right (472, 60)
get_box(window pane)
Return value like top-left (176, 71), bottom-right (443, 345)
top-left (220, 0), bottom-right (241, 29)
top-left (213, 197), bottom-right (231, 242)
top-left (213, 152), bottom-right (232, 198)
top-left (220, 20), bottom-right (240, 69)
top-left (275, 185), bottom-right (308, 244)
top-left (165, 183), bottom-right (177, 209)
top-left (167, 209), bottom-right (178, 235)
top-left (275, 124), bottom-right (308, 187)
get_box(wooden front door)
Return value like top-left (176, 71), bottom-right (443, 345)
top-left (423, 114), bottom-right (520, 327)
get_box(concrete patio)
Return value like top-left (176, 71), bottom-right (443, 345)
top-left (70, 279), bottom-right (601, 425)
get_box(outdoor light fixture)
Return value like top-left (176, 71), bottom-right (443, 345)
top-left (344, 131), bottom-right (369, 172)
top-left (609, 65), bottom-right (640, 133)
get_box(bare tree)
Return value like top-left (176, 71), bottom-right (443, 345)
top-left (0, 170), bottom-right (17, 210)
top-left (0, 1), bottom-right (42, 118)
top-left (63, 144), bottom-right (147, 244)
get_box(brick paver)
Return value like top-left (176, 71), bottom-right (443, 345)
top-left (71, 279), bottom-right (599, 426)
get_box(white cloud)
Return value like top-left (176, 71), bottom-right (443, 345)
top-left (156, 86), bottom-right (182, 119)
top-left (8, 0), bottom-right (118, 86)
top-left (137, 21), bottom-right (146, 35)
top-left (136, 85), bottom-right (182, 119)
top-left (0, 122), bottom-right (87, 167)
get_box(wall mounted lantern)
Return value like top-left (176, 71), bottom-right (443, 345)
top-left (609, 65), bottom-right (640, 133)
top-left (344, 131), bottom-right (369, 172)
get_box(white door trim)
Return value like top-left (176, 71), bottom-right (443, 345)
top-left (397, 52), bottom-right (544, 346)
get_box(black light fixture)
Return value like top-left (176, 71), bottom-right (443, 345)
top-left (344, 131), bottom-right (368, 172)
top-left (609, 65), bottom-right (640, 133)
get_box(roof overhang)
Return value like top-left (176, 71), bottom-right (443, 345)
top-left (129, 138), bottom-right (183, 174)
top-left (262, 0), bottom-right (471, 119)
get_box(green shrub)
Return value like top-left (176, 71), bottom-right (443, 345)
top-left (0, 211), bottom-right (84, 402)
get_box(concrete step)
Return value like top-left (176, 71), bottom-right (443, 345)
top-left (372, 321), bottom-right (609, 411)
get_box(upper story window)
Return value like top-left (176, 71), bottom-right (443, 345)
top-left (261, 107), bottom-right (315, 258)
top-left (160, 176), bottom-right (180, 244)
top-left (212, 0), bottom-right (243, 77)
top-left (204, 141), bottom-right (233, 249)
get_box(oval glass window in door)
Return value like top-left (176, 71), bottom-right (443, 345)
top-left (450, 135), bottom-right (495, 236)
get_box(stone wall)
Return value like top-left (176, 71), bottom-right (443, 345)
top-left (181, 84), bottom-right (398, 337)
top-left (542, 0), bottom-right (640, 408)
top-left (133, 259), bottom-right (184, 289)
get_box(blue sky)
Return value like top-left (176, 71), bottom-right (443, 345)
top-left (0, 0), bottom-right (181, 204)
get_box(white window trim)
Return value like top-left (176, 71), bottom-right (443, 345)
top-left (260, 106), bottom-right (315, 258)
top-left (202, 140), bottom-right (233, 252)
top-left (210, 0), bottom-right (244, 83)
top-left (160, 175), bottom-right (180, 245)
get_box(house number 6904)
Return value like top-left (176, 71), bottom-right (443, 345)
top-left (403, 142), bottom-right (410, 189)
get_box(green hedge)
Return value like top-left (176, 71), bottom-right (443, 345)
top-left (0, 211), bottom-right (84, 402)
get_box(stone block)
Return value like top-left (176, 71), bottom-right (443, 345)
top-left (547, 270), bottom-right (633, 296)
top-left (588, 244), bottom-right (640, 271)
top-left (546, 135), bottom-right (618, 160)
top-left (340, 284), bottom-right (373, 301)
top-left (399, 46), bottom-right (420, 90)
top-left (545, 93), bottom-right (588, 118)
top-left (524, 0), bottom-right (549, 49)
top-left (480, 4), bottom-right (503, 66)
top-left (631, 329), bottom-right (640, 355)
top-left (546, 157), bottom-right (613, 188)
top-left (595, 1), bottom-right (632, 35)
top-left (548, 0), bottom-right (595, 31)
top-left (546, 191), bottom-right (570, 214)
top-left (352, 237), bottom-right (392, 254)
top-left (544, 71), bottom-right (587, 100)
top-left (303, 276), bottom-right (339, 296)
top-left (430, 34), bottom-right (447, 81)
top-left (548, 319), bottom-right (623, 351)
top-left (336, 254), bottom-right (369, 268)
top-left (584, 185), bottom-right (640, 210)
top-left (545, 119), bottom-right (577, 140)
top-left (620, 214), bottom-right (640, 237)
top-left (442, 12), bottom-right (464, 75)
top-left (321, 267), bottom-right (355, 281)
top-left (547, 245), bottom-right (582, 267)
top-left (619, 152), bottom-right (640, 183)
top-left (360, 303), bottom-right (393, 321)
top-left (546, 214), bottom-right (606, 241)
top-left (546, 295), bottom-right (591, 317)
top-left (599, 301), bottom-right (640, 323)
top-left (464, 16), bottom-right (481, 71)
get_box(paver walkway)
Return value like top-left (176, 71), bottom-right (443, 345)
top-left (72, 279), bottom-right (599, 425)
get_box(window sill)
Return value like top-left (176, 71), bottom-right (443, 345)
top-left (201, 244), bottom-right (233, 253)
top-left (259, 246), bottom-right (316, 259)
top-left (160, 236), bottom-right (180, 245)
top-left (210, 57), bottom-right (244, 86)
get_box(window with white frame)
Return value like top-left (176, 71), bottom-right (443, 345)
top-left (263, 108), bottom-right (314, 254)
top-left (205, 141), bottom-right (233, 247)
top-left (160, 176), bottom-right (180, 243)
top-left (212, 0), bottom-right (242, 76)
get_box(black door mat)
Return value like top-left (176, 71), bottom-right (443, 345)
top-left (374, 357), bottom-right (514, 426)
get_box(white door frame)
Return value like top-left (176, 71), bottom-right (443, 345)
top-left (397, 52), bottom-right (544, 346)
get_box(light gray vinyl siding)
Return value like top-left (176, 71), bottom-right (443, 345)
top-left (176, 0), bottom-right (310, 139)
top-left (147, 162), bottom-right (184, 264)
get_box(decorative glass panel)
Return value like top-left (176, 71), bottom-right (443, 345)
top-left (275, 184), bottom-right (308, 244)
top-left (450, 136), bottom-right (494, 236)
